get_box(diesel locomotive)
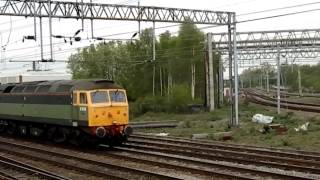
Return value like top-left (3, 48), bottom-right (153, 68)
top-left (0, 79), bottom-right (132, 145)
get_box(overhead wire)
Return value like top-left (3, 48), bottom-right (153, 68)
top-left (7, 9), bottom-right (320, 62)
top-left (6, 28), bottom-right (317, 61)
top-left (238, 1), bottom-right (320, 16)
top-left (2, 1), bottom-right (320, 66)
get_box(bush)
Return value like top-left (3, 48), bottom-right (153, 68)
top-left (167, 84), bottom-right (193, 113)
top-left (129, 84), bottom-right (197, 116)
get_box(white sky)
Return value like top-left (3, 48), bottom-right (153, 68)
top-left (1, 0), bottom-right (320, 77)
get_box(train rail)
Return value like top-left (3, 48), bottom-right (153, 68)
top-left (0, 134), bottom-right (319, 179)
top-left (244, 89), bottom-right (320, 112)
top-left (129, 120), bottom-right (178, 129)
top-left (256, 88), bottom-right (320, 98)
top-left (0, 136), bottom-right (251, 180)
top-left (133, 133), bottom-right (320, 157)
top-left (0, 154), bottom-right (69, 180)
top-left (248, 89), bottom-right (320, 107)
top-left (0, 137), bottom-right (181, 180)
top-left (126, 134), bottom-right (320, 179)
top-left (100, 145), bottom-right (252, 179)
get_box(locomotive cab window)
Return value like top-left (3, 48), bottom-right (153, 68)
top-left (109, 90), bottom-right (126, 103)
top-left (91, 91), bottom-right (109, 104)
top-left (79, 93), bottom-right (87, 104)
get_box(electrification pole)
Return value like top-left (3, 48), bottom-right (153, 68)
top-left (219, 57), bottom-right (224, 107)
top-left (233, 13), bottom-right (239, 126)
top-left (298, 65), bottom-right (302, 96)
top-left (33, 0), bottom-right (37, 41)
top-left (40, 17), bottom-right (44, 61)
top-left (138, 0), bottom-right (141, 34)
top-left (207, 33), bottom-right (215, 111)
top-left (48, 0), bottom-right (53, 61)
top-left (266, 69), bottom-right (270, 93)
top-left (227, 18), bottom-right (234, 126)
top-left (152, 21), bottom-right (156, 96)
top-left (277, 48), bottom-right (281, 114)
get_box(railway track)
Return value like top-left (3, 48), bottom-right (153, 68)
top-left (0, 137), bottom-right (181, 180)
top-left (244, 89), bottom-right (320, 112)
top-left (0, 134), bottom-right (319, 179)
top-left (130, 120), bottom-right (178, 129)
top-left (0, 136), bottom-right (252, 180)
top-left (125, 134), bottom-right (320, 179)
top-left (256, 88), bottom-right (320, 98)
top-left (0, 154), bottom-right (69, 180)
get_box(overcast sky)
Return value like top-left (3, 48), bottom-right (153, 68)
top-left (0, 0), bottom-right (320, 77)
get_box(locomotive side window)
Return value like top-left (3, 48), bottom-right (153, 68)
top-left (57, 85), bottom-right (73, 93)
top-left (37, 85), bottom-right (51, 93)
top-left (11, 86), bottom-right (25, 93)
top-left (24, 86), bottom-right (37, 93)
top-left (79, 93), bottom-right (87, 104)
top-left (3, 86), bottom-right (14, 93)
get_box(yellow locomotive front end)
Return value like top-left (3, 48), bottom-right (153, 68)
top-left (73, 88), bottom-right (132, 144)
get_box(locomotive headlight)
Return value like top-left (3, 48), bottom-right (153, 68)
top-left (112, 120), bottom-right (118, 125)
top-left (95, 127), bottom-right (106, 138)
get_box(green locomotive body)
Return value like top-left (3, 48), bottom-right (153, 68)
top-left (0, 79), bottom-right (131, 145)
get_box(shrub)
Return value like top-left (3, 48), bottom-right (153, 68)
top-left (167, 84), bottom-right (193, 113)
top-left (129, 84), bottom-right (196, 116)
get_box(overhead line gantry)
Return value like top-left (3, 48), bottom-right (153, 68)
top-left (0, 0), bottom-right (239, 126)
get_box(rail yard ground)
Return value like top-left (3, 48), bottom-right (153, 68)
top-left (132, 96), bottom-right (320, 152)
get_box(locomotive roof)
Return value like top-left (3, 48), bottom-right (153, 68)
top-left (0, 79), bottom-right (123, 94)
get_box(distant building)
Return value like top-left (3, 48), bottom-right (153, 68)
top-left (0, 71), bottom-right (71, 84)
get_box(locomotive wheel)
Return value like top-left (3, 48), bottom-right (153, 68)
top-left (6, 122), bottom-right (17, 135)
top-left (53, 128), bottom-right (67, 143)
top-left (0, 121), bottom-right (6, 133)
top-left (68, 130), bottom-right (81, 146)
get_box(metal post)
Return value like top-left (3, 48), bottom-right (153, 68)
top-left (152, 64), bottom-right (155, 96)
top-left (277, 48), bottom-right (281, 114)
top-left (48, 0), bottom-right (53, 61)
top-left (260, 74), bottom-right (263, 89)
top-left (81, 0), bottom-right (84, 31)
top-left (207, 33), bottom-right (214, 111)
top-left (153, 21), bottom-right (156, 61)
top-left (160, 66), bottom-right (163, 96)
top-left (39, 17), bottom-right (44, 61)
top-left (152, 21), bottom-right (156, 96)
top-left (266, 69), bottom-right (270, 93)
top-left (204, 49), bottom-right (209, 109)
top-left (138, 0), bottom-right (141, 34)
top-left (233, 13), bottom-right (239, 126)
top-left (298, 65), bottom-right (302, 96)
top-left (32, 61), bottom-right (36, 71)
top-left (0, 32), bottom-right (2, 63)
top-left (219, 57), bottom-right (224, 106)
top-left (90, 0), bottom-right (94, 38)
top-left (227, 16), bottom-right (234, 126)
top-left (33, 0), bottom-right (37, 41)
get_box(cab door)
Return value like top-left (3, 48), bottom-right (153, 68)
top-left (72, 91), bottom-right (89, 126)
top-left (78, 92), bottom-right (89, 121)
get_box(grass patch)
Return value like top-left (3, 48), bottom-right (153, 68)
top-left (132, 100), bottom-right (320, 151)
